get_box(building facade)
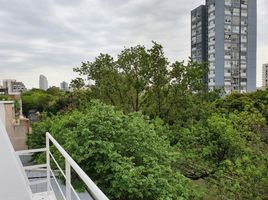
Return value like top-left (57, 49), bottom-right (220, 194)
top-left (262, 63), bottom-right (268, 87)
top-left (3, 79), bottom-right (26, 94)
top-left (39, 75), bottom-right (48, 91)
top-left (191, 0), bottom-right (256, 93)
top-left (12, 82), bottom-right (26, 93)
top-left (191, 5), bottom-right (208, 63)
top-left (60, 81), bottom-right (69, 92)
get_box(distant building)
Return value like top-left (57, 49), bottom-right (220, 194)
top-left (60, 81), bottom-right (69, 92)
top-left (39, 75), bottom-right (48, 91)
top-left (3, 79), bottom-right (16, 94)
top-left (0, 85), bottom-right (8, 95)
top-left (262, 63), bottom-right (268, 87)
top-left (191, 0), bottom-right (257, 93)
top-left (12, 82), bottom-right (26, 93)
top-left (3, 79), bottom-right (26, 94)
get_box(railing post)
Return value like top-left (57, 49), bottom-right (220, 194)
top-left (66, 159), bottom-right (71, 200)
top-left (46, 133), bottom-right (50, 197)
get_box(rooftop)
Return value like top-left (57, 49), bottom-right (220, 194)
top-left (0, 118), bottom-right (109, 200)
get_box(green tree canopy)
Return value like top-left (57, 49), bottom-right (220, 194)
top-left (28, 101), bottom-right (200, 200)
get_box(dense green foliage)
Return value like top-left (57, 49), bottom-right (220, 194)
top-left (0, 94), bottom-right (8, 101)
top-left (27, 42), bottom-right (268, 199)
top-left (22, 88), bottom-right (62, 116)
top-left (28, 101), bottom-right (199, 200)
top-left (22, 88), bottom-right (91, 116)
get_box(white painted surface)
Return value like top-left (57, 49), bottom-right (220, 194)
top-left (0, 103), bottom-right (5, 126)
top-left (32, 192), bottom-right (56, 200)
top-left (0, 119), bottom-right (32, 200)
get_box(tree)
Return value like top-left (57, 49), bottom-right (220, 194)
top-left (70, 77), bottom-right (86, 90)
top-left (28, 42), bottom-right (268, 199)
top-left (117, 45), bottom-right (150, 112)
top-left (28, 100), bottom-right (200, 200)
top-left (22, 89), bottom-right (54, 116)
top-left (142, 42), bottom-right (170, 117)
top-left (174, 112), bottom-right (268, 200)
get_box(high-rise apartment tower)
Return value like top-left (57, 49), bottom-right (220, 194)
top-left (39, 75), bottom-right (48, 91)
top-left (191, 0), bottom-right (256, 93)
top-left (60, 81), bottom-right (69, 92)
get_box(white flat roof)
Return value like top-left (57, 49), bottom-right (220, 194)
top-left (0, 119), bottom-right (32, 200)
top-left (0, 101), bottom-right (14, 104)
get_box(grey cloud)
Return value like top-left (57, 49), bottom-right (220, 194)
top-left (0, 0), bottom-right (267, 88)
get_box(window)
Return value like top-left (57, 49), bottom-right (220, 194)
top-left (232, 16), bottom-right (240, 25)
top-left (232, 0), bottom-right (241, 7)
top-left (231, 44), bottom-right (239, 51)
top-left (232, 52), bottom-right (240, 60)
top-left (233, 8), bottom-right (240, 16)
top-left (192, 37), bottom-right (196, 44)
top-left (209, 11), bottom-right (215, 18)
top-left (241, 35), bottom-right (247, 42)
top-left (225, 34), bottom-right (232, 41)
top-left (196, 35), bottom-right (202, 43)
top-left (210, 78), bottom-right (215, 83)
top-left (241, 43), bottom-right (247, 51)
top-left (241, 27), bottom-right (247, 34)
top-left (241, 18), bottom-right (248, 25)
top-left (241, 78), bottom-right (247, 82)
top-left (231, 34), bottom-right (239, 43)
top-left (209, 62), bottom-right (215, 69)
top-left (225, 16), bottom-right (232, 24)
top-left (241, 63), bottom-right (247, 69)
top-left (225, 60), bottom-right (232, 67)
top-left (241, 0), bottom-right (248, 8)
top-left (225, 25), bottom-right (232, 32)
top-left (241, 69), bottom-right (247, 73)
top-left (241, 9), bottom-right (248, 17)
top-left (225, 52), bottom-right (232, 59)
top-left (232, 26), bottom-right (240, 34)
top-left (225, 0), bottom-right (231, 6)
top-left (225, 43), bottom-right (232, 51)
top-left (209, 29), bottom-right (215, 36)
top-left (242, 0), bottom-right (248, 5)
top-left (225, 7), bottom-right (232, 15)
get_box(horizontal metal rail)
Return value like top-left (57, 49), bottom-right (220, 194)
top-left (15, 133), bottom-right (109, 200)
top-left (16, 148), bottom-right (46, 155)
top-left (29, 179), bottom-right (47, 186)
top-left (46, 132), bottom-right (109, 200)
top-left (24, 164), bottom-right (47, 170)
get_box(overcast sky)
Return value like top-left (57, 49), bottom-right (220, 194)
top-left (0, 0), bottom-right (267, 88)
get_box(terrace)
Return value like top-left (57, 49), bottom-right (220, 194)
top-left (0, 118), bottom-right (109, 200)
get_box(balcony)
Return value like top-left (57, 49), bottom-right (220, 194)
top-left (208, 82), bottom-right (215, 87)
top-left (241, 82), bottom-right (247, 86)
top-left (208, 16), bottom-right (215, 21)
top-left (0, 118), bottom-right (109, 200)
top-left (224, 82), bottom-right (232, 86)
top-left (208, 73), bottom-right (215, 78)
top-left (208, 6), bottom-right (215, 13)
top-left (224, 73), bottom-right (231, 77)
top-left (241, 73), bottom-right (247, 77)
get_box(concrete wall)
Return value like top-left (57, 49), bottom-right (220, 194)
top-left (0, 119), bottom-right (32, 200)
top-left (214, 0), bottom-right (225, 87)
top-left (247, 0), bottom-right (257, 92)
top-left (0, 102), bottom-right (29, 151)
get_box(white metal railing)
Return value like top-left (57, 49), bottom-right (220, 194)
top-left (16, 132), bottom-right (109, 200)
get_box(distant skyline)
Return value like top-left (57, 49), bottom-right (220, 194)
top-left (0, 0), bottom-right (267, 88)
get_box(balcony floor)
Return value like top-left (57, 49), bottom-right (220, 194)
top-left (32, 192), bottom-right (56, 200)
